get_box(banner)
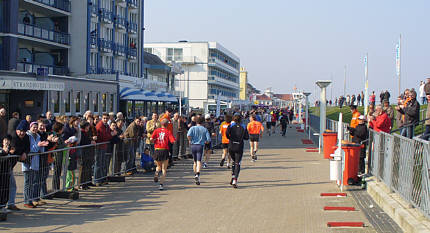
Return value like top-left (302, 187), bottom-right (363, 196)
top-left (396, 40), bottom-right (401, 77)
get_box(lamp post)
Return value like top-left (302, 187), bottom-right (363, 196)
top-left (303, 92), bottom-right (311, 138)
top-left (316, 80), bottom-right (331, 151)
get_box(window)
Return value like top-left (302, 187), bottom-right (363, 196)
top-left (94, 93), bottom-right (99, 112)
top-left (65, 92), bottom-right (71, 113)
top-left (167, 48), bottom-right (183, 61)
top-left (90, 52), bottom-right (97, 67)
top-left (144, 48), bottom-right (153, 54)
top-left (110, 94), bottom-right (114, 112)
top-left (75, 92), bottom-right (81, 113)
top-left (53, 91), bottom-right (60, 113)
top-left (85, 92), bottom-right (90, 111)
top-left (102, 93), bottom-right (107, 112)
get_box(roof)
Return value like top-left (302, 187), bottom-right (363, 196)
top-left (273, 94), bottom-right (293, 101)
top-left (256, 94), bottom-right (272, 101)
top-left (143, 52), bottom-right (170, 71)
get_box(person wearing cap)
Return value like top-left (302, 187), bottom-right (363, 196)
top-left (348, 115), bottom-right (369, 174)
top-left (369, 105), bottom-right (391, 133)
top-left (202, 113), bottom-right (216, 169)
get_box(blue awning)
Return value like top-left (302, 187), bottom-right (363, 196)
top-left (120, 87), bottom-right (177, 102)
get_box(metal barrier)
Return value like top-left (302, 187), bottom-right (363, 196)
top-left (309, 114), bottom-right (350, 141)
top-left (0, 137), bottom-right (139, 211)
top-left (368, 129), bottom-right (430, 218)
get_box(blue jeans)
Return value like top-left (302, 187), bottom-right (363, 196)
top-left (8, 172), bottom-right (16, 206)
top-left (423, 125), bottom-right (430, 140)
top-left (94, 149), bottom-right (106, 183)
top-left (24, 170), bottom-right (40, 204)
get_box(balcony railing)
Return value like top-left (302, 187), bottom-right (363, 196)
top-left (17, 62), bottom-right (69, 76)
top-left (99, 8), bottom-right (113, 23)
top-left (114, 15), bottom-right (127, 29)
top-left (128, 47), bottom-right (137, 59)
top-left (128, 21), bottom-right (137, 33)
top-left (113, 43), bottom-right (126, 56)
top-left (88, 66), bottom-right (97, 74)
top-left (127, 0), bottom-right (138, 8)
top-left (98, 38), bottom-right (113, 52)
top-left (90, 4), bottom-right (98, 16)
top-left (90, 35), bottom-right (97, 47)
top-left (18, 23), bottom-right (71, 45)
top-left (98, 67), bottom-right (114, 74)
top-left (33, 0), bottom-right (71, 13)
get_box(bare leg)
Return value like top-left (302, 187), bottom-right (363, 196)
top-left (160, 160), bottom-right (168, 184)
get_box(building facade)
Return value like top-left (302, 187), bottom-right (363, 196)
top-left (239, 67), bottom-right (248, 100)
top-left (144, 41), bottom-right (240, 112)
top-left (0, 0), bottom-right (127, 118)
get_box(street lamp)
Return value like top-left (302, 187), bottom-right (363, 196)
top-left (316, 80), bottom-right (331, 151)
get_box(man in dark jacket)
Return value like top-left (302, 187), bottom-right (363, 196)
top-left (348, 115), bottom-right (368, 174)
top-left (10, 124), bottom-right (30, 209)
top-left (7, 112), bottom-right (19, 137)
top-left (396, 90), bottom-right (420, 139)
top-left (0, 108), bottom-right (7, 141)
top-left (226, 115), bottom-right (249, 188)
top-left (383, 90), bottom-right (391, 103)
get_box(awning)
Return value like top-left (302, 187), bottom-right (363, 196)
top-left (120, 88), bottom-right (178, 102)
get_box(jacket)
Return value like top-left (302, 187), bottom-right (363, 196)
top-left (0, 116), bottom-right (7, 140)
top-left (7, 118), bottom-right (20, 137)
top-left (369, 113), bottom-right (391, 133)
top-left (383, 106), bottom-right (395, 125)
top-left (10, 132), bottom-right (30, 169)
top-left (96, 121), bottom-right (113, 150)
top-left (398, 98), bottom-right (420, 125)
top-left (23, 131), bottom-right (44, 171)
top-left (146, 119), bottom-right (160, 144)
top-left (349, 124), bottom-right (368, 144)
top-left (226, 124), bottom-right (249, 152)
top-left (426, 103), bottom-right (430, 126)
top-left (123, 121), bottom-right (139, 143)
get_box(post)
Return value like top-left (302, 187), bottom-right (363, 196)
top-left (316, 80), bottom-right (332, 151)
top-left (343, 65), bottom-right (347, 96)
top-left (303, 92), bottom-right (311, 138)
top-left (364, 54), bottom-right (369, 116)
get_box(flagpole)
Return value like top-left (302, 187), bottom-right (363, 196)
top-left (398, 34), bottom-right (402, 96)
top-left (364, 54), bottom-right (369, 116)
top-left (343, 65), bottom-right (347, 96)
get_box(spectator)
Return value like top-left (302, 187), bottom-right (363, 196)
top-left (379, 91), bottom-right (384, 104)
top-left (0, 136), bottom-right (12, 214)
top-left (423, 94), bottom-right (430, 140)
top-left (361, 91), bottom-right (365, 106)
top-left (79, 121), bottom-right (95, 190)
top-left (51, 122), bottom-right (68, 191)
top-left (370, 91), bottom-right (376, 106)
top-left (348, 115), bottom-right (368, 174)
top-left (395, 96), bottom-right (404, 131)
top-left (357, 94), bottom-right (361, 106)
top-left (107, 112), bottom-right (115, 125)
top-left (383, 90), bottom-right (390, 103)
top-left (419, 81), bottom-right (426, 104)
top-left (396, 90), bottom-right (420, 139)
top-left (382, 100), bottom-right (394, 128)
top-left (351, 95), bottom-right (356, 106)
top-left (349, 105), bottom-right (361, 129)
top-left (19, 115), bottom-right (32, 132)
top-left (346, 95), bottom-right (350, 106)
top-left (64, 117), bottom-right (81, 191)
top-left (94, 113), bottom-right (115, 186)
top-left (0, 108), bottom-right (7, 141)
top-left (172, 113), bottom-right (186, 160)
top-left (7, 112), bottom-right (20, 137)
top-left (146, 113), bottom-right (160, 156)
top-left (369, 105), bottom-right (391, 133)
top-left (202, 114), bottom-right (216, 169)
top-left (112, 119), bottom-right (125, 174)
top-left (123, 117), bottom-right (141, 175)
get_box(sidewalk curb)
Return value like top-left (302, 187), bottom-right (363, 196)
top-left (367, 177), bottom-right (430, 233)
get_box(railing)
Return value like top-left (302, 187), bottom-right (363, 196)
top-left (33, 0), bottom-right (71, 12)
top-left (88, 66), bottom-right (97, 74)
top-left (90, 4), bottom-right (99, 16)
top-left (98, 38), bottom-right (113, 51)
top-left (113, 43), bottom-right (126, 56)
top-left (128, 21), bottom-right (138, 33)
top-left (114, 15), bottom-right (127, 28)
top-left (99, 67), bottom-right (114, 74)
top-left (17, 23), bottom-right (71, 45)
top-left (90, 35), bottom-right (97, 47)
top-left (17, 62), bottom-right (69, 76)
top-left (0, 138), bottom-right (140, 210)
top-left (99, 8), bottom-right (113, 23)
top-left (368, 129), bottom-right (430, 218)
top-left (309, 114), bottom-right (350, 141)
top-left (127, 0), bottom-right (138, 8)
top-left (128, 47), bottom-right (137, 58)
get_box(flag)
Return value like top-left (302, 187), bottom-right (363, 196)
top-left (396, 39), bottom-right (401, 77)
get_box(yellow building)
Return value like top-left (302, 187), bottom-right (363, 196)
top-left (240, 67), bottom-right (248, 100)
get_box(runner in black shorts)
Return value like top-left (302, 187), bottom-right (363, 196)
top-left (249, 134), bottom-right (260, 142)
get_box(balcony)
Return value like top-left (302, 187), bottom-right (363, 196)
top-left (99, 8), bottom-right (113, 23)
top-left (113, 43), bottom-right (126, 56)
top-left (128, 47), bottom-right (137, 59)
top-left (18, 23), bottom-right (70, 46)
top-left (98, 38), bottom-right (113, 53)
top-left (90, 4), bottom-right (98, 17)
top-left (128, 21), bottom-right (137, 34)
top-left (17, 62), bottom-right (69, 76)
top-left (98, 67), bottom-right (114, 74)
top-left (88, 66), bottom-right (97, 74)
top-left (127, 0), bottom-right (138, 8)
top-left (114, 15), bottom-right (127, 29)
top-left (32, 0), bottom-right (71, 13)
top-left (90, 35), bottom-right (97, 48)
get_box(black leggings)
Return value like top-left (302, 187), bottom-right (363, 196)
top-left (229, 151), bottom-right (243, 179)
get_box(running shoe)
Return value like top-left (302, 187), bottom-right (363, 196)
top-left (158, 184), bottom-right (164, 190)
top-left (232, 179), bottom-right (238, 188)
top-left (195, 175), bottom-right (200, 185)
top-left (203, 163), bottom-right (208, 168)
top-left (230, 178), bottom-right (234, 185)
top-left (227, 163), bottom-right (231, 169)
top-left (220, 159), bottom-right (225, 167)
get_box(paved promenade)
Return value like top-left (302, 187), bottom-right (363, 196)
top-left (1, 125), bottom-right (380, 233)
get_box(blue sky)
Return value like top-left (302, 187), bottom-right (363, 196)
top-left (144, 0), bottom-right (429, 101)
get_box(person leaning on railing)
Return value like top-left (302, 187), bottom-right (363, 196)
top-left (423, 81), bottom-right (430, 140)
top-left (79, 122), bottom-right (96, 190)
top-left (395, 90), bottom-right (420, 139)
top-left (368, 105), bottom-right (391, 133)
top-left (123, 117), bottom-right (141, 175)
top-left (347, 115), bottom-right (369, 174)
top-left (0, 136), bottom-right (13, 214)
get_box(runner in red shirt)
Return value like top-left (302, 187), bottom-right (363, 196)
top-left (150, 119), bottom-right (175, 190)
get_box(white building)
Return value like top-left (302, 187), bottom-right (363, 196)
top-left (144, 41), bottom-right (240, 112)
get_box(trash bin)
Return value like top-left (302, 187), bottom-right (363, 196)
top-left (335, 143), bottom-right (363, 185)
top-left (322, 131), bottom-right (337, 159)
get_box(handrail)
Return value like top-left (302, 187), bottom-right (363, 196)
top-left (18, 23), bottom-right (71, 45)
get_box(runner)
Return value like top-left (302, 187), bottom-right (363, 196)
top-left (150, 119), bottom-right (176, 190)
top-left (226, 115), bottom-right (249, 188)
top-left (279, 112), bottom-right (289, 137)
top-left (202, 114), bottom-right (216, 168)
top-left (271, 110), bottom-right (277, 135)
top-left (247, 114), bottom-right (264, 162)
top-left (264, 111), bottom-right (272, 136)
top-left (219, 114), bottom-right (232, 168)
top-left (187, 116), bottom-right (211, 185)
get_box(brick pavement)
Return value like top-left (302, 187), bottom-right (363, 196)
top-left (1, 125), bottom-right (385, 233)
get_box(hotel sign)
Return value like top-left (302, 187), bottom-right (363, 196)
top-left (0, 80), bottom-right (65, 91)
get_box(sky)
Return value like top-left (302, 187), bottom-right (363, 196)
top-left (144, 0), bottom-right (430, 102)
